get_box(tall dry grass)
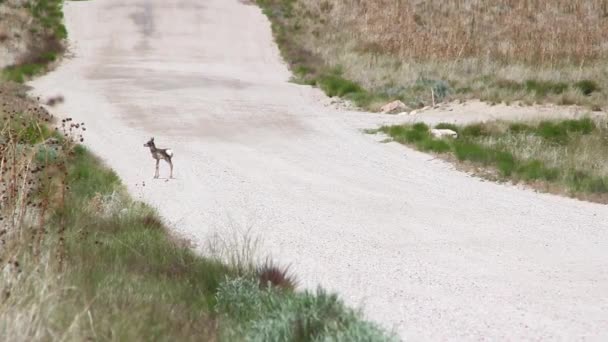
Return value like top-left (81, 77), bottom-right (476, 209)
top-left (259, 0), bottom-right (608, 109)
top-left (329, 0), bottom-right (607, 66)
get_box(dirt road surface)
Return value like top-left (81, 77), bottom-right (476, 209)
top-left (29, 0), bottom-right (608, 340)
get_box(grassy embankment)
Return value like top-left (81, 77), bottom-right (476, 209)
top-left (2, 0), bottom-right (66, 82)
top-left (255, 0), bottom-right (607, 111)
top-left (375, 117), bottom-right (608, 203)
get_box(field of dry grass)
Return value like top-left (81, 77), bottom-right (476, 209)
top-left (258, 0), bottom-right (608, 110)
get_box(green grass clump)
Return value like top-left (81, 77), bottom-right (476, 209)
top-left (574, 80), bottom-right (600, 96)
top-left (525, 80), bottom-right (569, 97)
top-left (66, 145), bottom-right (121, 198)
top-left (381, 122), bottom-right (453, 153)
top-left (3, 64), bottom-right (45, 83)
top-left (380, 117), bottom-right (608, 201)
top-left (508, 122), bottom-right (533, 133)
top-left (318, 74), bottom-right (364, 97)
top-left (461, 124), bottom-right (490, 138)
top-left (566, 170), bottom-right (608, 193)
top-left (215, 278), bottom-right (396, 341)
top-left (453, 140), bottom-right (493, 164)
top-left (536, 118), bottom-right (595, 144)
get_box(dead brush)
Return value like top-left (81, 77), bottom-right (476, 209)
top-left (257, 258), bottom-right (298, 292)
top-left (0, 94), bottom-right (85, 275)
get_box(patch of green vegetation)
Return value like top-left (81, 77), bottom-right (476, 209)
top-left (495, 78), bottom-right (600, 99)
top-left (380, 122), bottom-right (451, 153)
top-left (2, 0), bottom-right (66, 83)
top-left (536, 118), bottom-right (595, 144)
top-left (461, 124), bottom-right (491, 138)
top-left (2, 63), bottom-right (45, 83)
top-left (574, 80), bottom-right (600, 96)
top-left (216, 278), bottom-right (395, 341)
top-left (317, 74), bottom-right (363, 97)
top-left (566, 170), bottom-right (608, 193)
top-left (525, 80), bottom-right (569, 97)
top-left (29, 0), bottom-right (68, 39)
top-left (495, 79), bottom-right (524, 91)
top-left (380, 118), bottom-right (608, 199)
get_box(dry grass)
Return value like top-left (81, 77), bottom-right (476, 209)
top-left (258, 0), bottom-right (608, 110)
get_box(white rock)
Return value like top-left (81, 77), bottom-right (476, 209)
top-left (430, 128), bottom-right (458, 139)
top-left (381, 100), bottom-right (408, 114)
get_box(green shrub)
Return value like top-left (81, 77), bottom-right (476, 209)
top-left (536, 118), bottom-right (595, 144)
top-left (560, 118), bottom-right (595, 134)
top-left (412, 122), bottom-right (429, 132)
top-left (525, 80), bottom-right (569, 96)
top-left (67, 145), bottom-right (121, 198)
top-left (318, 74), bottom-right (364, 97)
top-left (495, 79), bottom-right (524, 91)
top-left (431, 80), bottom-right (451, 102)
top-left (566, 170), bottom-right (608, 193)
top-left (404, 129), bottom-right (427, 143)
top-left (461, 124), bottom-right (489, 138)
top-left (574, 80), bottom-right (600, 96)
top-left (418, 138), bottom-right (451, 153)
top-left (453, 140), bottom-right (491, 163)
top-left (215, 278), bottom-right (395, 341)
top-left (517, 160), bottom-right (545, 181)
top-left (496, 151), bottom-right (516, 176)
top-left (385, 125), bottom-right (407, 137)
top-left (537, 121), bottom-right (569, 144)
top-left (508, 123), bottom-right (533, 134)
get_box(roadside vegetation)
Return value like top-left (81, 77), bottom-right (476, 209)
top-left (1, 0), bottom-right (66, 82)
top-left (375, 117), bottom-right (608, 203)
top-left (255, 0), bottom-right (608, 111)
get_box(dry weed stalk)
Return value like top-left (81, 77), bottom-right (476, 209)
top-left (1, 98), bottom-right (85, 283)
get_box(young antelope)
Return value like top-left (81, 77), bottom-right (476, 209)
top-left (143, 137), bottom-right (174, 179)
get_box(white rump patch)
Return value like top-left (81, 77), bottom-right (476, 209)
top-left (166, 149), bottom-right (174, 157)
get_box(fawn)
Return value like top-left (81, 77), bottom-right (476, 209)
top-left (143, 137), bottom-right (174, 179)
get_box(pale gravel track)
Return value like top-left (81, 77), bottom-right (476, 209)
top-left (29, 0), bottom-right (608, 340)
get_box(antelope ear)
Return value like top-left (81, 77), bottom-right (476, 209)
top-left (151, 137), bottom-right (154, 141)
